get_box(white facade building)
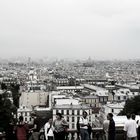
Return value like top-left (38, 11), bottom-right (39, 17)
top-left (56, 86), bottom-right (84, 93)
top-left (17, 105), bottom-right (32, 123)
top-left (20, 91), bottom-right (49, 108)
top-left (53, 104), bottom-right (93, 130)
top-left (99, 102), bottom-right (125, 124)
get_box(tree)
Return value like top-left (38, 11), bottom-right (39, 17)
top-left (68, 77), bottom-right (76, 86)
top-left (10, 83), bottom-right (20, 108)
top-left (0, 93), bottom-right (16, 132)
top-left (119, 95), bottom-right (140, 115)
top-left (1, 83), bottom-right (7, 90)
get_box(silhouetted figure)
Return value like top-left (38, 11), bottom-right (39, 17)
top-left (76, 118), bottom-right (80, 140)
top-left (29, 114), bottom-right (40, 140)
top-left (107, 113), bottom-right (115, 140)
top-left (5, 119), bottom-right (16, 140)
top-left (137, 117), bottom-right (140, 140)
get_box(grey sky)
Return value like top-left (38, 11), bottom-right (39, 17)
top-left (0, 0), bottom-right (140, 60)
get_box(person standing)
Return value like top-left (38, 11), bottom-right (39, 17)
top-left (53, 112), bottom-right (68, 140)
top-left (124, 113), bottom-right (137, 140)
top-left (107, 113), bottom-right (115, 140)
top-left (15, 116), bottom-right (29, 140)
top-left (44, 118), bottom-right (54, 140)
top-left (29, 114), bottom-right (40, 140)
top-left (137, 116), bottom-right (140, 140)
top-left (79, 111), bottom-right (90, 140)
top-left (103, 118), bottom-right (109, 140)
top-left (6, 119), bottom-right (16, 140)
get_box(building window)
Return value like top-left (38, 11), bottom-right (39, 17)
top-left (61, 110), bottom-right (64, 115)
top-left (89, 116), bottom-right (91, 122)
top-left (77, 110), bottom-right (80, 115)
top-left (56, 110), bottom-right (59, 114)
top-left (72, 117), bottom-right (74, 122)
top-left (25, 112), bottom-right (27, 116)
top-left (112, 109), bottom-right (114, 113)
top-left (67, 117), bottom-right (69, 122)
top-left (72, 123), bottom-right (75, 129)
top-left (25, 118), bottom-right (27, 121)
top-left (72, 110), bottom-right (74, 115)
top-left (118, 96), bottom-right (120, 100)
top-left (67, 110), bottom-right (69, 115)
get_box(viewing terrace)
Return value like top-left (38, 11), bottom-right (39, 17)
top-left (0, 127), bottom-right (124, 140)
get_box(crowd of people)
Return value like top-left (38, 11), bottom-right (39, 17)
top-left (103, 113), bottom-right (140, 140)
top-left (4, 111), bottom-right (140, 140)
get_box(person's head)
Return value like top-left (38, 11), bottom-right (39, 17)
top-left (56, 112), bottom-right (63, 120)
top-left (131, 113), bottom-right (136, 120)
top-left (31, 113), bottom-right (37, 119)
top-left (107, 113), bottom-right (113, 120)
top-left (48, 118), bottom-right (53, 124)
top-left (83, 111), bottom-right (88, 118)
top-left (126, 113), bottom-right (131, 120)
top-left (19, 116), bottom-right (24, 122)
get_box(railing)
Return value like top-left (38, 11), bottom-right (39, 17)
top-left (0, 127), bottom-right (124, 140)
top-left (66, 127), bottom-right (124, 140)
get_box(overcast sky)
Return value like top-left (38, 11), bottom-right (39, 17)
top-left (0, 0), bottom-right (140, 60)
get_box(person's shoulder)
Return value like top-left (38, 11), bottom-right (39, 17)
top-left (103, 120), bottom-right (109, 124)
top-left (45, 122), bottom-right (49, 126)
top-left (44, 122), bottom-right (49, 127)
top-left (79, 117), bottom-right (83, 121)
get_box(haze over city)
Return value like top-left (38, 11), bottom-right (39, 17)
top-left (0, 0), bottom-right (140, 60)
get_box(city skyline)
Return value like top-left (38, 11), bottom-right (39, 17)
top-left (0, 0), bottom-right (140, 60)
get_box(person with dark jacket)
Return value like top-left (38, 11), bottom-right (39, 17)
top-left (107, 113), bottom-right (115, 140)
top-left (29, 114), bottom-right (40, 140)
top-left (5, 119), bottom-right (16, 140)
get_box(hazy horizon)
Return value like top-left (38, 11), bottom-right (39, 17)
top-left (0, 0), bottom-right (140, 60)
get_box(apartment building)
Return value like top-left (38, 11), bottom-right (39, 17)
top-left (53, 104), bottom-right (93, 130)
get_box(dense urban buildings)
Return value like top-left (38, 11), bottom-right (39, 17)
top-left (1, 58), bottom-right (140, 139)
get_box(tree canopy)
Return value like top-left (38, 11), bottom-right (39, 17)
top-left (0, 83), bottom-right (20, 132)
top-left (119, 95), bottom-right (140, 115)
top-left (0, 93), bottom-right (16, 132)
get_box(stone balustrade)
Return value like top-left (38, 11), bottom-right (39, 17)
top-left (0, 127), bottom-right (124, 140)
